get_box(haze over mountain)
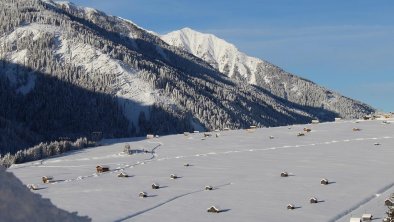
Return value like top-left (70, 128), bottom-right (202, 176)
top-left (0, 0), bottom-right (374, 155)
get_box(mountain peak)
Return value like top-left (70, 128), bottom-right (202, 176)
top-left (162, 27), bottom-right (374, 118)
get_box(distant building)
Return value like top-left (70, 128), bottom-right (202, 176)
top-left (320, 178), bottom-right (329, 185)
top-left (42, 176), bottom-right (53, 184)
top-left (207, 206), bottom-right (220, 213)
top-left (96, 165), bottom-right (109, 173)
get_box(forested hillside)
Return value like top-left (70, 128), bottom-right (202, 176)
top-left (0, 0), bottom-right (373, 156)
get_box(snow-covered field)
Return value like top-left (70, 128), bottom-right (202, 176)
top-left (8, 119), bottom-right (394, 222)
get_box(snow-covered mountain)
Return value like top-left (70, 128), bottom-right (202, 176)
top-left (162, 28), bottom-right (370, 118)
top-left (0, 0), bottom-right (374, 154)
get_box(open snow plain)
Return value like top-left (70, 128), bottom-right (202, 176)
top-left (8, 119), bottom-right (394, 222)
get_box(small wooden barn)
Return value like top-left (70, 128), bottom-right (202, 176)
top-left (42, 176), bottom-right (53, 184)
top-left (207, 206), bottom-right (220, 213)
top-left (184, 163), bottom-right (191, 167)
top-left (310, 197), bottom-right (318, 204)
top-left (280, 172), bottom-right (289, 177)
top-left (312, 119), bottom-right (320, 124)
top-left (205, 185), bottom-right (213, 190)
top-left (303, 128), bottom-right (312, 132)
top-left (349, 218), bottom-right (361, 222)
top-left (117, 172), bottom-right (129, 177)
top-left (385, 198), bottom-right (394, 206)
top-left (96, 165), bottom-right (110, 173)
top-left (352, 128), bottom-right (361, 131)
top-left (152, 183), bottom-right (160, 189)
top-left (27, 184), bottom-right (38, 190)
top-left (287, 204), bottom-right (295, 210)
top-left (297, 132), bottom-right (305, 137)
top-left (170, 174), bottom-right (178, 179)
top-left (204, 132), bottom-right (212, 137)
top-left (361, 214), bottom-right (373, 221)
top-left (139, 192), bottom-right (147, 198)
top-left (321, 178), bottom-right (329, 185)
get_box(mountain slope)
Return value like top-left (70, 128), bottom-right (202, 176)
top-left (0, 0), bottom-right (373, 154)
top-left (162, 28), bottom-right (375, 119)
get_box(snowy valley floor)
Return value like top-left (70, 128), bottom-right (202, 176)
top-left (8, 119), bottom-right (394, 222)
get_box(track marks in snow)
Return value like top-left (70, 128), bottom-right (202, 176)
top-left (114, 182), bottom-right (232, 221)
top-left (328, 181), bottom-right (394, 222)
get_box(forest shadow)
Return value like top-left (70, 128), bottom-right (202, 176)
top-left (0, 59), bottom-right (192, 156)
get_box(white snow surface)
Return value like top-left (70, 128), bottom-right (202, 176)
top-left (8, 119), bottom-right (394, 222)
top-left (162, 28), bottom-right (263, 84)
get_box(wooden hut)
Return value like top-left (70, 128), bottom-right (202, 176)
top-left (117, 172), bottom-right (129, 177)
top-left (184, 163), bottom-right (191, 167)
top-left (204, 132), bottom-right (212, 137)
top-left (27, 184), bottom-right (38, 190)
top-left (352, 128), bottom-right (361, 131)
top-left (361, 214), bottom-right (373, 221)
top-left (280, 172), bottom-right (289, 177)
top-left (309, 197), bottom-right (318, 204)
top-left (139, 192), bottom-right (147, 198)
top-left (207, 206), bottom-right (220, 213)
top-left (321, 178), bottom-right (329, 185)
top-left (42, 176), bottom-right (53, 184)
top-left (349, 218), bottom-right (361, 222)
top-left (287, 204), bottom-right (295, 210)
top-left (96, 165), bottom-right (110, 173)
top-left (205, 185), bottom-right (213, 190)
top-left (170, 174), bottom-right (178, 179)
top-left (385, 198), bottom-right (394, 206)
top-left (297, 132), bottom-right (305, 137)
top-left (269, 136), bottom-right (274, 139)
top-left (152, 183), bottom-right (160, 189)
top-left (303, 128), bottom-right (312, 132)
top-left (311, 119), bottom-right (320, 124)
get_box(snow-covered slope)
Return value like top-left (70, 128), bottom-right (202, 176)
top-left (0, 0), bottom-right (375, 155)
top-left (162, 28), bottom-right (261, 84)
top-left (162, 28), bottom-right (374, 119)
top-left (8, 119), bottom-right (394, 222)
top-left (0, 166), bottom-right (90, 222)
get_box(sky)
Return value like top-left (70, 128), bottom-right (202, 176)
top-left (72, 0), bottom-right (394, 112)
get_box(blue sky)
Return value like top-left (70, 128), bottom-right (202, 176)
top-left (72, 0), bottom-right (394, 112)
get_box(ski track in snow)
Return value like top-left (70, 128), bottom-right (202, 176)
top-left (114, 182), bottom-right (232, 221)
top-left (329, 181), bottom-right (394, 222)
top-left (32, 136), bottom-right (393, 186)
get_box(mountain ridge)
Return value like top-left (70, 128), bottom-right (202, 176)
top-left (162, 27), bottom-right (374, 118)
top-left (0, 0), bottom-right (374, 155)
